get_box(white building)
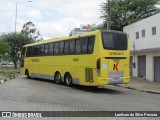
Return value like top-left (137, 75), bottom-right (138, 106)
top-left (69, 28), bottom-right (89, 36)
top-left (123, 13), bottom-right (160, 82)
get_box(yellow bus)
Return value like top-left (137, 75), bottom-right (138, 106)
top-left (20, 30), bottom-right (130, 86)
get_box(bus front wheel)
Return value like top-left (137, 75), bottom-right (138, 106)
top-left (64, 73), bottom-right (72, 86)
top-left (54, 72), bottom-right (62, 84)
top-left (25, 69), bottom-right (31, 79)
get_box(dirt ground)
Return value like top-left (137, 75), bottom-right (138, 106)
top-left (0, 66), bottom-right (19, 80)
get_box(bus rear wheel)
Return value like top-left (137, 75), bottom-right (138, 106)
top-left (65, 73), bottom-right (72, 86)
top-left (54, 72), bottom-right (62, 84)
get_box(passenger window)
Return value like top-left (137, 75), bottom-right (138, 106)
top-left (48, 43), bottom-right (54, 55)
top-left (33, 46), bottom-right (37, 55)
top-left (81, 37), bottom-right (88, 53)
top-left (54, 42), bottom-right (59, 54)
top-left (75, 39), bottom-right (81, 54)
top-left (26, 47), bottom-right (32, 57)
top-left (36, 45), bottom-right (41, 55)
top-left (64, 41), bottom-right (69, 54)
top-left (40, 45), bottom-right (44, 55)
top-left (88, 37), bottom-right (95, 53)
top-left (69, 40), bottom-right (75, 54)
top-left (59, 42), bottom-right (64, 54)
top-left (30, 47), bottom-right (33, 56)
top-left (44, 44), bottom-right (49, 55)
top-left (29, 47), bottom-right (33, 56)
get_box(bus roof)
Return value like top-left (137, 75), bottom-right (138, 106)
top-left (23, 30), bottom-right (101, 47)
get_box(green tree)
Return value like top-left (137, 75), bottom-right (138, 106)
top-left (21, 21), bottom-right (43, 41)
top-left (101, 0), bottom-right (160, 31)
top-left (1, 32), bottom-right (33, 69)
top-left (0, 39), bottom-right (10, 61)
top-left (0, 40), bottom-right (9, 56)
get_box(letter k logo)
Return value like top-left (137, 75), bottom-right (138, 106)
top-left (113, 63), bottom-right (119, 71)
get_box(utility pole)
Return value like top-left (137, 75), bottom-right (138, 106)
top-left (15, 3), bottom-right (17, 33)
top-left (15, 1), bottom-right (32, 33)
top-left (107, 0), bottom-right (111, 30)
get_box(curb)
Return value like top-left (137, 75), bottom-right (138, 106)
top-left (115, 84), bottom-right (160, 95)
top-left (0, 74), bottom-right (20, 84)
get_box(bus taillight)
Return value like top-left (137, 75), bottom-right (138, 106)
top-left (96, 58), bottom-right (101, 70)
top-left (96, 58), bottom-right (100, 76)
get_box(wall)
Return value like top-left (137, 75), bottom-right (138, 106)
top-left (124, 13), bottom-right (160, 82)
top-left (131, 51), bottom-right (160, 81)
top-left (123, 13), bottom-right (160, 51)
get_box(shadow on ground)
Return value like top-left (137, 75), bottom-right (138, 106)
top-left (23, 77), bottom-right (124, 95)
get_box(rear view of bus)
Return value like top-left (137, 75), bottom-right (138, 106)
top-left (96, 30), bottom-right (130, 85)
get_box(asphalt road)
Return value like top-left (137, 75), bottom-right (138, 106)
top-left (0, 76), bottom-right (160, 112)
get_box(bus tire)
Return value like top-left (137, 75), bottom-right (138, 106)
top-left (64, 73), bottom-right (72, 86)
top-left (54, 72), bottom-right (62, 84)
top-left (25, 69), bottom-right (31, 79)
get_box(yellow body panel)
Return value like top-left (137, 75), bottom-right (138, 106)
top-left (20, 30), bottom-right (130, 86)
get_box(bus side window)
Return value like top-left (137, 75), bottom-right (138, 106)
top-left (26, 47), bottom-right (30, 57)
top-left (75, 39), bottom-right (81, 54)
top-left (48, 43), bottom-right (54, 55)
top-left (88, 37), bottom-right (95, 53)
top-left (64, 41), bottom-right (69, 54)
top-left (40, 44), bottom-right (44, 55)
top-left (81, 37), bottom-right (88, 53)
top-left (27, 47), bottom-right (32, 57)
top-left (54, 42), bottom-right (60, 55)
top-left (30, 47), bottom-right (33, 56)
top-left (69, 40), bottom-right (75, 54)
top-left (44, 44), bottom-right (49, 55)
top-left (36, 45), bottom-right (40, 55)
top-left (59, 41), bottom-right (64, 54)
top-left (33, 46), bottom-right (37, 55)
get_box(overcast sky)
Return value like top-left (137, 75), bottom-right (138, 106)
top-left (0, 0), bottom-right (104, 39)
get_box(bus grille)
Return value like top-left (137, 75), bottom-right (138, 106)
top-left (85, 68), bottom-right (93, 82)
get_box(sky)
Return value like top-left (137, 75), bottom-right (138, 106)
top-left (0, 0), bottom-right (105, 39)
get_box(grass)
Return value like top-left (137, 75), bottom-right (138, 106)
top-left (0, 66), bottom-right (19, 80)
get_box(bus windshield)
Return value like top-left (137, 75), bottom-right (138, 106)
top-left (101, 31), bottom-right (127, 50)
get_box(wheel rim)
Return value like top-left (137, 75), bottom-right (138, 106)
top-left (55, 74), bottom-right (61, 83)
top-left (66, 75), bottom-right (72, 85)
